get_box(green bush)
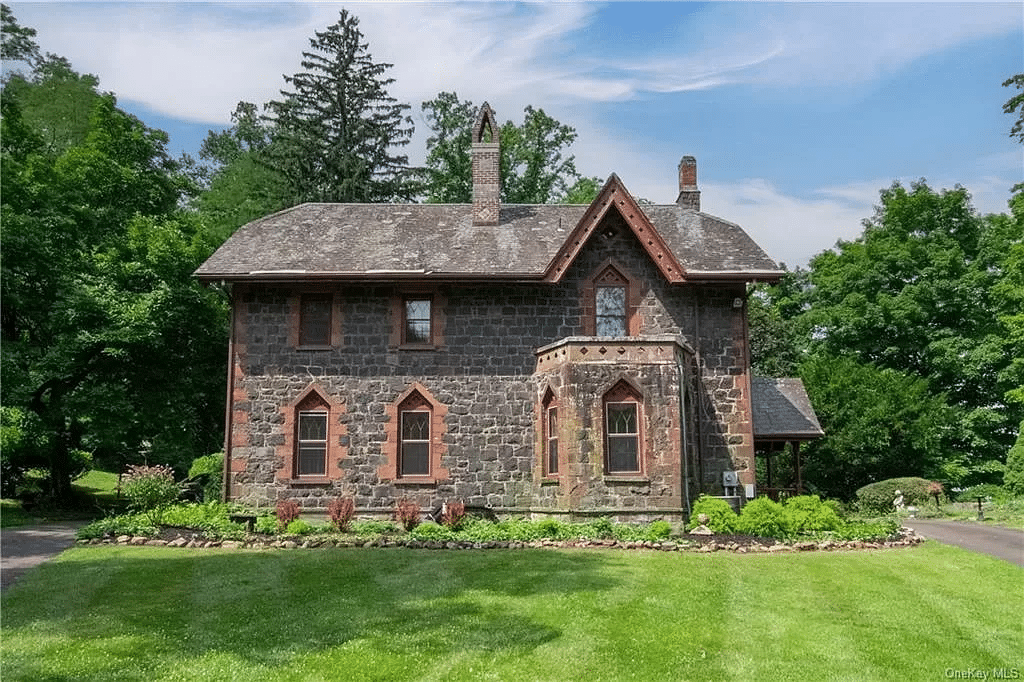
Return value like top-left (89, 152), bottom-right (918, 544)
top-left (186, 452), bottom-right (223, 501)
top-left (77, 514), bottom-right (158, 540)
top-left (782, 495), bottom-right (843, 533)
top-left (736, 497), bottom-right (786, 538)
top-left (1004, 422), bottom-right (1024, 496)
top-left (159, 502), bottom-right (246, 540)
top-left (351, 520), bottom-right (398, 536)
top-left (122, 465), bottom-right (180, 524)
top-left (855, 477), bottom-right (934, 514)
top-left (688, 495), bottom-right (738, 533)
top-left (535, 517), bottom-right (566, 539)
top-left (831, 519), bottom-right (901, 542)
top-left (409, 521), bottom-right (456, 541)
top-left (644, 520), bottom-right (672, 541)
top-left (956, 484), bottom-right (1011, 504)
top-left (285, 519), bottom-right (316, 535)
top-left (255, 515), bottom-right (278, 534)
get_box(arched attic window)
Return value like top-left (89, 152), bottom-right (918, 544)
top-left (594, 265), bottom-right (629, 337)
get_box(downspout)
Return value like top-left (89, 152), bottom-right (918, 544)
top-left (692, 295), bottom-right (705, 493)
top-left (677, 350), bottom-right (691, 518)
top-left (221, 283), bottom-right (236, 503)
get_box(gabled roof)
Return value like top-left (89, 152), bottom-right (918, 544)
top-left (194, 175), bottom-right (781, 284)
top-left (751, 377), bottom-right (825, 441)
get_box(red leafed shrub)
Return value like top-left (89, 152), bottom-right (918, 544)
top-left (275, 499), bottom-right (301, 530)
top-left (441, 500), bottom-right (466, 529)
top-left (328, 497), bottom-right (355, 532)
top-left (394, 497), bottom-right (421, 531)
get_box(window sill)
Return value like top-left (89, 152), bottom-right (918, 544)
top-left (287, 477), bottom-right (332, 486)
top-left (295, 345), bottom-right (334, 351)
top-left (540, 477), bottom-right (560, 486)
top-left (398, 343), bottom-right (441, 351)
top-left (603, 475), bottom-right (649, 484)
top-left (394, 476), bottom-right (439, 486)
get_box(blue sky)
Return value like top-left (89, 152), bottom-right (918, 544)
top-left (10, 1), bottom-right (1023, 267)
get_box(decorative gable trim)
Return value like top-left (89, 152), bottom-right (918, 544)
top-left (543, 174), bottom-right (687, 284)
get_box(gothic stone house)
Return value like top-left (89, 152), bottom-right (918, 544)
top-left (195, 104), bottom-right (798, 522)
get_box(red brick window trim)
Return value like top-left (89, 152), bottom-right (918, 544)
top-left (603, 379), bottom-right (644, 476)
top-left (541, 388), bottom-right (559, 477)
top-left (289, 290), bottom-right (343, 349)
top-left (379, 383), bottom-right (449, 483)
top-left (276, 384), bottom-right (346, 482)
top-left (582, 261), bottom-right (641, 337)
top-left (389, 289), bottom-right (446, 350)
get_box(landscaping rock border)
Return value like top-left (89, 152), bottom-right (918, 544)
top-left (78, 528), bottom-right (925, 553)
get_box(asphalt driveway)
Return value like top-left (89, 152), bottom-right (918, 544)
top-left (1, 522), bottom-right (84, 591)
top-left (903, 519), bottom-right (1024, 567)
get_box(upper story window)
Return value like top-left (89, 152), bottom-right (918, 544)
top-left (596, 286), bottom-right (627, 336)
top-left (299, 294), bottom-right (333, 346)
top-left (404, 297), bottom-right (432, 344)
top-left (588, 264), bottom-right (633, 337)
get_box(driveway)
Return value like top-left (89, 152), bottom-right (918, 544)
top-left (1, 522), bottom-right (84, 591)
top-left (903, 519), bottom-right (1024, 567)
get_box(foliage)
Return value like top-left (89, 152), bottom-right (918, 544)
top-left (588, 516), bottom-right (615, 539)
top-left (350, 519), bottom-right (398, 536)
top-left (121, 465), bottom-right (179, 523)
top-left (275, 499), bottom-right (301, 530)
top-left (159, 502), bottom-right (246, 540)
top-left (394, 497), bottom-right (421, 531)
top-left (186, 452), bottom-right (223, 502)
top-left (955, 483), bottom-right (1011, 504)
top-left (1003, 73), bottom-right (1024, 144)
top-left (780, 495), bottom-right (842, 533)
top-left (420, 91), bottom-right (594, 204)
top-left (799, 354), bottom-right (955, 498)
top-left (735, 497), bottom-right (787, 538)
top-left (829, 518), bottom-right (901, 542)
top-left (440, 500), bottom-right (466, 529)
top-left (76, 513), bottom-right (157, 539)
top-left (688, 495), bottom-right (738, 533)
top-left (1, 4), bottom-right (40, 68)
top-left (327, 497), bottom-right (355, 532)
top-left (1004, 421), bottom-right (1024, 496)
top-left (285, 519), bottom-right (317, 536)
top-left (855, 477), bottom-right (934, 514)
top-left (263, 10), bottom-right (416, 204)
top-left (408, 521), bottom-right (456, 542)
top-left (255, 515), bottom-right (278, 535)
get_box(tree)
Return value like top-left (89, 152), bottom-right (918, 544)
top-left (2, 50), bottom-right (227, 502)
top-left (798, 181), bottom-right (1021, 486)
top-left (263, 9), bottom-right (417, 203)
top-left (1003, 73), bottom-right (1024, 144)
top-left (420, 91), bottom-right (595, 204)
top-left (1, 3), bottom-right (40, 69)
top-left (1004, 421), bottom-right (1024, 496)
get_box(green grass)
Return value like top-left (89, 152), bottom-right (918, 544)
top-left (2, 543), bottom-right (1020, 681)
top-left (0, 498), bottom-right (37, 528)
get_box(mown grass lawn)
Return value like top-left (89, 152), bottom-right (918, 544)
top-left (2, 542), bottom-right (1020, 681)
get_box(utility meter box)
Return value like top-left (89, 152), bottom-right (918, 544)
top-left (722, 471), bottom-right (739, 487)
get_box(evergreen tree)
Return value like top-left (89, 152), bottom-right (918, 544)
top-left (264, 10), bottom-right (416, 203)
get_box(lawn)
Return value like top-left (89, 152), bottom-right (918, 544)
top-left (2, 543), bottom-right (1020, 681)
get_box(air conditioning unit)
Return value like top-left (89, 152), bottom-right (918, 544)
top-left (722, 471), bottom-right (739, 487)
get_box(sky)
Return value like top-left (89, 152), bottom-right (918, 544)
top-left (9, 1), bottom-right (1023, 268)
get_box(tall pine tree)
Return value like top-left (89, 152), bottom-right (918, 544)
top-left (264, 10), bottom-right (417, 203)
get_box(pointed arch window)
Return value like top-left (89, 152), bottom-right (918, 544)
top-left (380, 384), bottom-right (449, 483)
top-left (542, 389), bottom-right (559, 476)
top-left (590, 264), bottom-right (633, 337)
top-left (603, 381), bottom-right (644, 475)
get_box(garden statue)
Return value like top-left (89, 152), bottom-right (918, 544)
top-left (893, 490), bottom-right (904, 512)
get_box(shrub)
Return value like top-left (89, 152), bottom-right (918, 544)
top-left (645, 520), bottom-right (672, 541)
top-left (275, 499), bottom-right (301, 531)
top-left (255, 515), bottom-right (278, 534)
top-left (122, 465), bottom-right (180, 524)
top-left (394, 498), bottom-right (421, 531)
top-left (534, 517), bottom-right (565, 539)
top-left (1004, 422), bottom-right (1024, 496)
top-left (409, 521), bottom-right (455, 541)
top-left (831, 519), bottom-right (901, 542)
top-left (736, 497), bottom-right (787, 538)
top-left (351, 519), bottom-right (398, 536)
top-left (688, 495), bottom-right (738, 533)
top-left (186, 452), bottom-right (223, 502)
top-left (77, 514), bottom-right (158, 540)
top-left (956, 484), bottom-right (1011, 504)
top-left (782, 495), bottom-right (842, 534)
top-left (855, 477), bottom-right (934, 514)
top-left (589, 516), bottom-right (615, 539)
top-left (441, 500), bottom-right (466, 529)
top-left (285, 519), bottom-right (315, 535)
top-left (327, 497), bottom-right (355, 532)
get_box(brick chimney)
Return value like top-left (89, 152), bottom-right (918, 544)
top-left (472, 102), bottom-right (500, 226)
top-left (676, 156), bottom-right (700, 211)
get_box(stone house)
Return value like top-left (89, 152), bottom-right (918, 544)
top-left (195, 103), bottom-right (797, 521)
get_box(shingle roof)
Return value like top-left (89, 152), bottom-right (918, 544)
top-left (751, 377), bottom-right (824, 440)
top-left (195, 182), bottom-right (781, 283)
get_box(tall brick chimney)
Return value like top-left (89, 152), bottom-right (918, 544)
top-left (676, 156), bottom-right (700, 211)
top-left (472, 103), bottom-right (500, 226)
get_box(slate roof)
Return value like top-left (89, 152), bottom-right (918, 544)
top-left (195, 193), bottom-right (782, 283)
top-left (751, 377), bottom-right (825, 440)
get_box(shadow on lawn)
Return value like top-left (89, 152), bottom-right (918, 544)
top-left (3, 546), bottom-right (623, 672)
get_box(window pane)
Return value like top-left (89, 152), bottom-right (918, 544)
top-left (298, 444), bottom-right (327, 475)
top-left (405, 298), bottom-right (431, 343)
top-left (607, 404), bottom-right (637, 435)
top-left (547, 407), bottom-right (558, 474)
top-left (596, 286), bottom-right (626, 336)
top-left (401, 442), bottom-right (430, 476)
top-left (402, 412), bottom-right (429, 441)
top-left (298, 412), bottom-right (327, 441)
top-left (607, 436), bottom-right (639, 472)
top-left (300, 295), bottom-right (332, 345)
